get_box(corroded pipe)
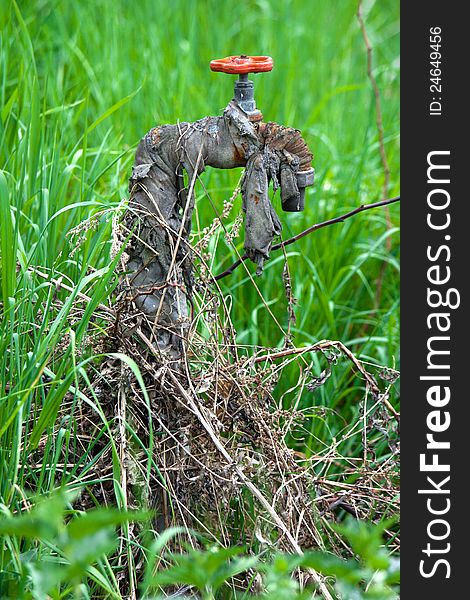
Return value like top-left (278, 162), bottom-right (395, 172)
top-left (123, 97), bottom-right (314, 358)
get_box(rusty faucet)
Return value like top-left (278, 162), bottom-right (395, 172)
top-left (122, 55), bottom-right (315, 358)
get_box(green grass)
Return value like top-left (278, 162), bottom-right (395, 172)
top-left (1, 0), bottom-right (399, 597)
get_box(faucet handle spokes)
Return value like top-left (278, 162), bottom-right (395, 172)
top-left (210, 55), bottom-right (273, 74)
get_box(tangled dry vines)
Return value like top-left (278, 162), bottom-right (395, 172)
top-left (32, 178), bottom-right (400, 597)
top-left (100, 172), bottom-right (399, 595)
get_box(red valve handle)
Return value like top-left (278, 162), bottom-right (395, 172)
top-left (210, 55), bottom-right (273, 74)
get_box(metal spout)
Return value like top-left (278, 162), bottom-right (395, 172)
top-left (281, 167), bottom-right (315, 212)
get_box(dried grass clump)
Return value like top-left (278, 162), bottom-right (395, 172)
top-left (33, 176), bottom-right (399, 599)
top-left (94, 182), bottom-right (400, 568)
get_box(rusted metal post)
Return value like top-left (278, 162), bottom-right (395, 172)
top-left (122, 55), bottom-right (314, 360)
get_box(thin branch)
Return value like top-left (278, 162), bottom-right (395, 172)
top-left (357, 0), bottom-right (391, 202)
top-left (357, 0), bottom-right (394, 311)
top-left (248, 338), bottom-right (399, 418)
top-left (214, 195), bottom-right (400, 281)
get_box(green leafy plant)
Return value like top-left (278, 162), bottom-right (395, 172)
top-left (0, 489), bottom-right (149, 599)
top-left (153, 546), bottom-right (257, 599)
top-left (140, 519), bottom-right (399, 599)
